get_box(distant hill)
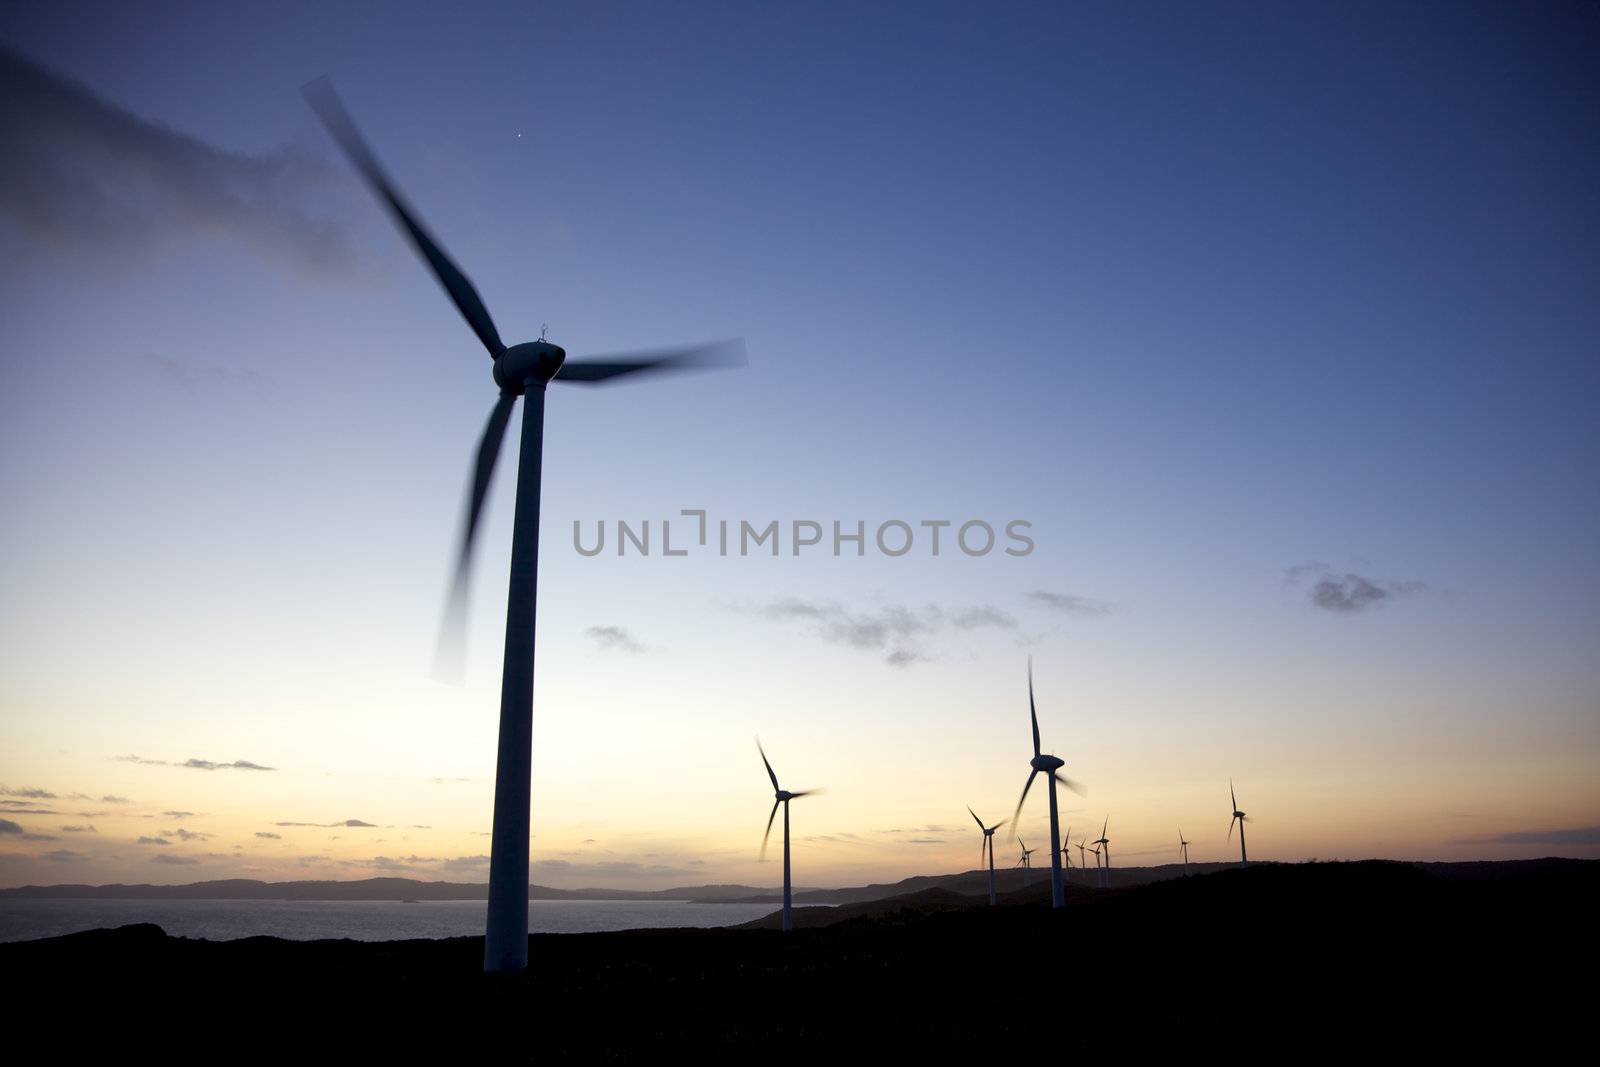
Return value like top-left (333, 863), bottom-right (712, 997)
top-left (2, 857), bottom-right (1587, 903)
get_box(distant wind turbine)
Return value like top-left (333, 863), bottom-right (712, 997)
top-left (1093, 817), bottom-right (1111, 889)
top-left (1057, 825), bottom-right (1074, 882)
top-left (1016, 838), bottom-right (1036, 887)
top-left (758, 740), bottom-right (820, 932)
top-left (1009, 658), bottom-right (1086, 909)
top-left (1228, 780), bottom-right (1251, 868)
top-left (303, 80), bottom-right (745, 973)
top-left (1074, 837), bottom-right (1090, 877)
top-left (1088, 842), bottom-right (1102, 886)
top-left (1178, 827), bottom-right (1191, 876)
top-left (968, 806), bottom-right (1008, 906)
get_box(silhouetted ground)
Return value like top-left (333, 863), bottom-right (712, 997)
top-left (6, 859), bottom-right (1590, 1054)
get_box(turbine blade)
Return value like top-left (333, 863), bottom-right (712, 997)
top-left (1054, 773), bottom-right (1087, 797)
top-left (760, 799), bottom-right (780, 860)
top-left (555, 339), bottom-right (746, 385)
top-left (1101, 815), bottom-right (1109, 839)
top-left (1231, 779), bottom-right (1238, 811)
top-left (1010, 770), bottom-right (1039, 837)
top-left (302, 77), bottom-right (506, 358)
top-left (757, 738), bottom-right (780, 792)
top-left (968, 805), bottom-right (986, 832)
top-left (433, 392), bottom-right (517, 679)
top-left (787, 788), bottom-right (821, 799)
top-left (1228, 815), bottom-right (1235, 842)
top-left (1028, 656), bottom-right (1041, 757)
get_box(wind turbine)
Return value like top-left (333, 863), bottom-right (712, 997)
top-left (1093, 817), bottom-right (1111, 889)
top-left (1009, 658), bottom-right (1086, 909)
top-left (759, 740), bottom-right (819, 932)
top-left (303, 80), bottom-right (745, 973)
top-left (968, 806), bottom-right (1008, 906)
top-left (1228, 780), bottom-right (1251, 868)
top-left (1088, 841), bottom-right (1102, 887)
top-left (1057, 825), bottom-right (1074, 882)
top-left (1074, 836), bottom-right (1090, 877)
top-left (1016, 838), bottom-right (1036, 887)
top-left (1178, 827), bottom-right (1191, 876)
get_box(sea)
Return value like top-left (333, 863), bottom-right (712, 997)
top-left (0, 898), bottom-right (779, 944)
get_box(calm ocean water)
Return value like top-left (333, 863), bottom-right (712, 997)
top-left (0, 898), bottom-right (778, 943)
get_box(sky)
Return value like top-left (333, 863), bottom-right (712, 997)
top-left (1, 1), bottom-right (1596, 890)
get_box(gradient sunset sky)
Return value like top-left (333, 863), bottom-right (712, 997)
top-left (2, 1), bottom-right (1596, 890)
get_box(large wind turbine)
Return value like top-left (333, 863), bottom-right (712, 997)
top-left (759, 740), bottom-right (819, 932)
top-left (1228, 780), bottom-right (1251, 868)
top-left (1009, 658), bottom-right (1086, 909)
top-left (1016, 838), bottom-right (1037, 887)
top-left (1057, 825), bottom-right (1074, 882)
top-left (968, 806), bottom-right (1008, 906)
top-left (1178, 827), bottom-right (1191, 876)
top-left (304, 80), bottom-right (745, 973)
top-left (1093, 817), bottom-right (1111, 889)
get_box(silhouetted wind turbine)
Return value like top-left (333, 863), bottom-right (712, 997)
top-left (1074, 836), bottom-right (1090, 876)
top-left (1093, 817), bottom-right (1111, 889)
top-left (1228, 780), bottom-right (1251, 868)
top-left (303, 79), bottom-right (745, 973)
top-left (1016, 838), bottom-right (1036, 887)
top-left (1057, 824), bottom-right (1074, 882)
top-left (1178, 827), bottom-right (1191, 876)
top-left (1009, 658), bottom-right (1086, 909)
top-left (1088, 841), bottom-right (1102, 886)
top-left (968, 806), bottom-right (1008, 906)
top-left (759, 740), bottom-right (819, 932)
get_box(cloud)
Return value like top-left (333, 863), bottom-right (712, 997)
top-left (254, 832), bottom-right (281, 840)
top-left (59, 824), bottom-right (96, 833)
top-left (42, 849), bottom-right (86, 862)
top-left (907, 838), bottom-right (946, 845)
top-left (274, 818), bottom-right (376, 828)
top-left (747, 598), bottom-right (1016, 667)
top-left (586, 625), bottom-right (645, 654)
top-left (1453, 826), bottom-right (1600, 847)
top-left (1286, 563), bottom-right (1427, 614)
top-left (152, 854), bottom-right (199, 866)
top-left (140, 352), bottom-right (274, 395)
top-left (101, 795), bottom-right (130, 803)
top-left (115, 755), bottom-right (275, 771)
top-left (0, 43), bottom-right (354, 274)
top-left (0, 819), bottom-right (57, 840)
top-left (161, 811), bottom-right (196, 819)
top-left (0, 786), bottom-right (57, 799)
top-left (161, 828), bottom-right (211, 841)
top-left (137, 836), bottom-right (171, 846)
top-left (441, 855), bottom-right (491, 872)
top-left (1026, 591), bottom-right (1113, 617)
top-left (530, 858), bottom-right (701, 880)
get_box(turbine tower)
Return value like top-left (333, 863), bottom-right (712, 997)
top-left (304, 81), bottom-right (744, 973)
top-left (759, 740), bottom-right (819, 932)
top-left (1088, 842), bottom-right (1102, 886)
top-left (1178, 827), bottom-right (1191, 876)
top-left (968, 806), bottom-right (1008, 906)
top-left (1093, 817), bottom-right (1111, 889)
top-left (1009, 658), bottom-right (1086, 909)
top-left (1228, 780), bottom-right (1251, 868)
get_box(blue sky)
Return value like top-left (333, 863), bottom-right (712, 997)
top-left (1, 1), bottom-right (1596, 887)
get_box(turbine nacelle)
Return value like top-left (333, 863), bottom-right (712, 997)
top-left (775, 790), bottom-right (795, 802)
top-left (493, 341), bottom-right (567, 394)
top-left (1030, 753), bottom-right (1064, 772)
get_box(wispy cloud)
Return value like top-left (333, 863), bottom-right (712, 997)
top-left (586, 625), bottom-right (645, 654)
top-left (136, 836), bottom-right (171, 846)
top-left (254, 832), bottom-right (281, 840)
top-left (1452, 826), bottom-right (1600, 847)
top-left (0, 43), bottom-right (355, 274)
top-left (42, 849), bottom-right (86, 862)
top-left (1286, 563), bottom-right (1426, 614)
top-left (1026, 591), bottom-right (1113, 617)
top-left (274, 819), bottom-right (377, 828)
top-left (115, 755), bottom-right (275, 771)
top-left (141, 352), bottom-right (274, 395)
top-left (745, 598), bottom-right (1017, 667)
top-left (0, 819), bottom-right (57, 841)
top-left (152, 854), bottom-right (199, 866)
top-left (0, 786), bottom-right (57, 799)
top-left (58, 824), bottom-right (96, 833)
